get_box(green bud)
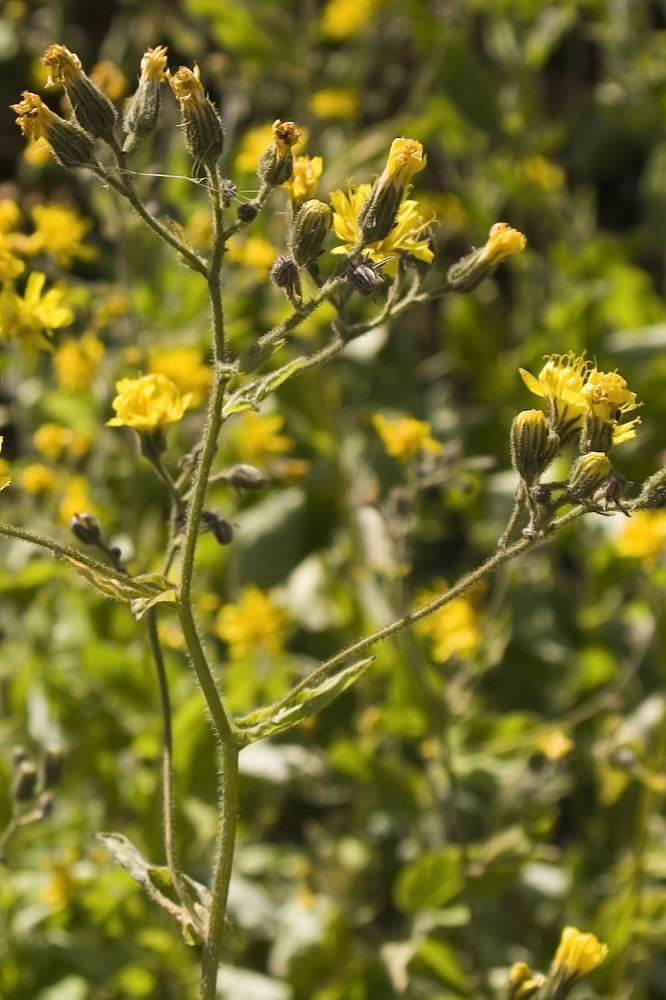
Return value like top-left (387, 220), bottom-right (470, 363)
top-left (123, 81), bottom-right (161, 150)
top-left (68, 75), bottom-right (117, 140)
top-left (635, 467), bottom-right (666, 509)
top-left (567, 452), bottom-right (612, 503)
top-left (45, 116), bottom-right (96, 170)
top-left (227, 464), bottom-right (267, 490)
top-left (258, 144), bottom-right (294, 186)
top-left (12, 761), bottom-right (38, 803)
top-left (356, 179), bottom-right (404, 244)
top-left (290, 199), bottom-right (332, 266)
top-left (510, 409), bottom-right (559, 484)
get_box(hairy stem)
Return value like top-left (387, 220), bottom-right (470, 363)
top-left (0, 522), bottom-right (130, 582)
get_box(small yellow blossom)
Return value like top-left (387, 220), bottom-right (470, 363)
top-left (0, 200), bottom-right (21, 233)
top-left (235, 123), bottom-right (277, 173)
top-left (477, 223), bottom-right (527, 266)
top-left (231, 411), bottom-right (292, 467)
top-left (148, 347), bottom-right (213, 409)
top-left (107, 373), bottom-right (192, 433)
top-left (537, 729), bottom-right (574, 761)
top-left (379, 137), bottom-right (427, 188)
top-left (552, 927), bottom-right (608, 981)
top-left (520, 155), bottom-right (564, 192)
top-left (139, 46), bottom-right (169, 85)
top-left (582, 368), bottom-right (640, 427)
top-left (21, 463), bottom-right (58, 496)
top-left (53, 331), bottom-right (104, 392)
top-left (33, 423), bottom-right (71, 460)
top-left (24, 204), bottom-right (96, 268)
top-left (413, 581), bottom-right (481, 663)
top-left (89, 59), bottom-right (128, 100)
top-left (519, 352), bottom-right (590, 443)
top-left (58, 475), bottom-right (97, 527)
top-left (0, 245), bottom-right (24, 283)
top-left (0, 438), bottom-right (11, 491)
top-left (168, 63), bottom-right (204, 103)
top-left (320, 0), bottom-right (383, 40)
top-left (215, 585), bottom-right (290, 660)
top-left (372, 413), bottom-right (441, 461)
top-left (271, 119), bottom-right (302, 157)
top-left (331, 182), bottom-right (433, 276)
top-left (41, 44), bottom-right (84, 87)
top-left (22, 139), bottom-right (53, 169)
top-left (0, 271), bottom-right (73, 349)
top-left (226, 235), bottom-right (277, 280)
top-left (283, 155), bottom-right (324, 204)
top-left (309, 88), bottom-right (359, 120)
top-left (615, 509), bottom-right (666, 561)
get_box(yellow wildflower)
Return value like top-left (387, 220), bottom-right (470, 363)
top-left (372, 413), bottom-right (441, 461)
top-left (139, 46), bottom-right (169, 85)
top-left (58, 475), bottom-right (97, 527)
top-left (283, 155), bottom-right (324, 205)
top-left (582, 368), bottom-right (640, 433)
top-left (477, 223), bottom-right (527, 266)
top-left (413, 581), bottom-right (481, 663)
top-left (552, 927), bottom-right (608, 981)
top-left (21, 463), bottom-right (58, 496)
top-left (537, 729), bottom-right (574, 761)
top-left (331, 183), bottom-right (433, 276)
top-left (309, 88), bottom-right (359, 120)
top-left (320, 0), bottom-right (383, 40)
top-left (53, 331), bottom-right (104, 392)
top-left (235, 123), bottom-right (276, 173)
top-left (107, 373), bottom-right (192, 433)
top-left (379, 137), bottom-right (427, 188)
top-left (33, 422), bottom-right (71, 460)
top-left (215, 584), bottom-right (290, 660)
top-left (231, 411), bottom-right (292, 467)
top-left (0, 272), bottom-right (73, 349)
top-left (0, 438), bottom-right (11, 492)
top-left (148, 347), bottom-right (213, 409)
top-left (519, 352), bottom-right (590, 444)
top-left (0, 200), bottom-right (21, 233)
top-left (89, 59), bottom-right (128, 100)
top-left (520, 154), bottom-right (564, 192)
top-left (24, 204), bottom-right (96, 268)
top-left (41, 44), bottom-right (84, 87)
top-left (615, 509), bottom-right (666, 561)
top-left (226, 235), bottom-right (277, 280)
top-left (0, 245), bottom-right (24, 283)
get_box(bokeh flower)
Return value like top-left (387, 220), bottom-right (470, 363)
top-left (413, 581), bottom-right (481, 663)
top-left (23, 204), bottom-right (96, 268)
top-left (230, 411), bottom-right (292, 468)
top-left (614, 509), bottom-right (666, 561)
top-left (283, 155), bottom-right (323, 205)
top-left (215, 585), bottom-right (290, 660)
top-left (372, 413), bottom-right (441, 461)
top-left (148, 347), bottom-right (213, 409)
top-left (0, 437), bottom-right (10, 492)
top-left (0, 272), bottom-right (73, 349)
top-left (53, 332), bottom-right (104, 392)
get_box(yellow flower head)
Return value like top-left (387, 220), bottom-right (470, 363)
top-left (331, 183), bottom-right (434, 276)
top-left (231, 411), bottom-right (292, 467)
top-left (89, 59), bottom-right (128, 100)
top-left (0, 437), bottom-right (10, 492)
top-left (552, 926), bottom-right (608, 981)
top-left (372, 413), bottom-right (441, 461)
top-left (478, 222), bottom-right (527, 266)
top-left (0, 271), bottom-right (73, 350)
top-left (148, 347), bottom-right (212, 408)
top-left (519, 352), bottom-right (590, 442)
top-left (272, 119), bottom-right (302, 157)
top-left (309, 88), bottom-right (359, 120)
top-left (283, 155), bottom-right (323, 204)
top-left (0, 200), bottom-right (21, 234)
top-left (168, 64), bottom-right (204, 104)
top-left (107, 373), bottom-right (192, 433)
top-left (33, 422), bottom-right (71, 461)
top-left (21, 463), bottom-right (57, 496)
top-left (582, 368), bottom-right (639, 424)
top-left (11, 92), bottom-right (58, 141)
top-left (413, 581), bottom-right (481, 664)
top-left (54, 331), bottom-right (104, 392)
top-left (0, 246), bottom-right (24, 283)
top-left (379, 137), bottom-right (427, 188)
top-left (615, 509), bottom-right (666, 562)
top-left (26, 204), bottom-right (96, 269)
top-left (320, 0), bottom-right (381, 39)
top-left (215, 585), bottom-right (290, 660)
top-left (42, 44), bottom-right (84, 87)
top-left (139, 46), bottom-right (168, 85)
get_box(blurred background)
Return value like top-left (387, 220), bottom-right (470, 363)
top-left (2, 1), bottom-right (666, 998)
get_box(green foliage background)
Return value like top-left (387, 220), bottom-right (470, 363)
top-left (2, 1), bottom-right (666, 998)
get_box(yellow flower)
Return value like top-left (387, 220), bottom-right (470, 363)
top-left (0, 245), bottom-right (24, 283)
top-left (139, 46), bottom-right (169, 85)
top-left (53, 331), bottom-right (104, 392)
top-left (372, 413), bottom-right (441, 461)
top-left (537, 729), bottom-right (574, 761)
top-left (413, 581), bottom-right (481, 663)
top-left (519, 352), bottom-right (590, 443)
top-left (24, 204), bottom-right (96, 268)
top-left (615, 509), bottom-right (666, 561)
top-left (41, 44), bottom-right (84, 87)
top-left (58, 475), bottom-right (97, 527)
top-left (320, 0), bottom-right (383, 40)
top-left (215, 585), bottom-right (290, 660)
top-left (231, 411), bottom-right (292, 467)
top-left (282, 155), bottom-right (324, 204)
top-left (33, 422), bottom-right (71, 460)
top-left (552, 926), bottom-right (608, 981)
top-left (0, 200), bottom-right (21, 233)
top-left (308, 89), bottom-right (359, 120)
top-left (89, 59), bottom-right (128, 100)
top-left (477, 222), bottom-right (527, 266)
top-left (0, 437), bottom-right (11, 492)
top-left (582, 368), bottom-right (640, 427)
top-left (331, 183), bottom-right (433, 276)
top-left (148, 347), bottom-right (213, 408)
top-left (21, 463), bottom-right (58, 496)
top-left (107, 373), bottom-right (192, 433)
top-left (379, 137), bottom-right (427, 188)
top-left (226, 235), bottom-right (277, 280)
top-left (0, 271), bottom-right (73, 349)
top-left (519, 155), bottom-right (564, 192)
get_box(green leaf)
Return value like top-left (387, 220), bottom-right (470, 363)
top-left (130, 587), bottom-right (178, 620)
top-left (394, 847), bottom-right (463, 913)
top-left (222, 396), bottom-right (259, 417)
top-left (235, 656), bottom-right (375, 744)
top-left (60, 555), bottom-right (177, 610)
top-left (258, 357), bottom-right (305, 396)
top-left (412, 937), bottom-right (470, 993)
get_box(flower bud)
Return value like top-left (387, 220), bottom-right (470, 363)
top-left (169, 64), bottom-right (225, 168)
top-left (70, 512), bottom-right (102, 546)
top-left (567, 452), bottom-right (612, 503)
top-left (12, 760), bottom-right (38, 803)
top-left (42, 44), bottom-right (117, 140)
top-left (290, 199), bottom-right (332, 266)
top-left (635, 467), bottom-right (666, 509)
top-left (258, 120), bottom-right (301, 186)
top-left (447, 223), bottom-right (526, 292)
top-left (506, 962), bottom-right (543, 999)
top-left (123, 46), bottom-right (168, 151)
top-left (42, 746), bottom-right (64, 788)
top-left (357, 137), bottom-right (426, 243)
top-left (510, 409), bottom-right (559, 484)
top-left (220, 179), bottom-right (237, 207)
top-left (202, 511), bottom-right (234, 545)
top-left (11, 92), bottom-right (95, 170)
top-left (237, 201), bottom-right (259, 223)
top-left (37, 792), bottom-right (54, 819)
top-left (270, 254), bottom-right (302, 304)
top-left (226, 464), bottom-right (268, 490)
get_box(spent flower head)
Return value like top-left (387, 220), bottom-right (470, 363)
top-left (139, 45), bottom-right (168, 84)
top-left (12, 91), bottom-right (95, 169)
top-left (169, 64), bottom-right (224, 166)
top-left (42, 43), bottom-right (117, 139)
top-left (107, 373), bottom-right (192, 434)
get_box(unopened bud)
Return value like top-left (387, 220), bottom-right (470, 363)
top-left (42, 44), bottom-right (117, 140)
top-left (70, 512), bottom-right (102, 546)
top-left (202, 511), bottom-right (234, 545)
top-left (290, 199), bottom-right (332, 266)
top-left (567, 452), bottom-right (612, 503)
top-left (227, 464), bottom-right (267, 490)
top-left (43, 746), bottom-right (64, 788)
top-left (237, 201), bottom-right (259, 222)
top-left (270, 254), bottom-right (302, 304)
top-left (506, 962), bottom-right (543, 999)
top-left (447, 223), bottom-right (526, 292)
top-left (37, 792), bottom-right (54, 818)
top-left (510, 409), bottom-right (558, 484)
top-left (635, 468), bottom-right (666, 509)
top-left (12, 761), bottom-right (38, 803)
